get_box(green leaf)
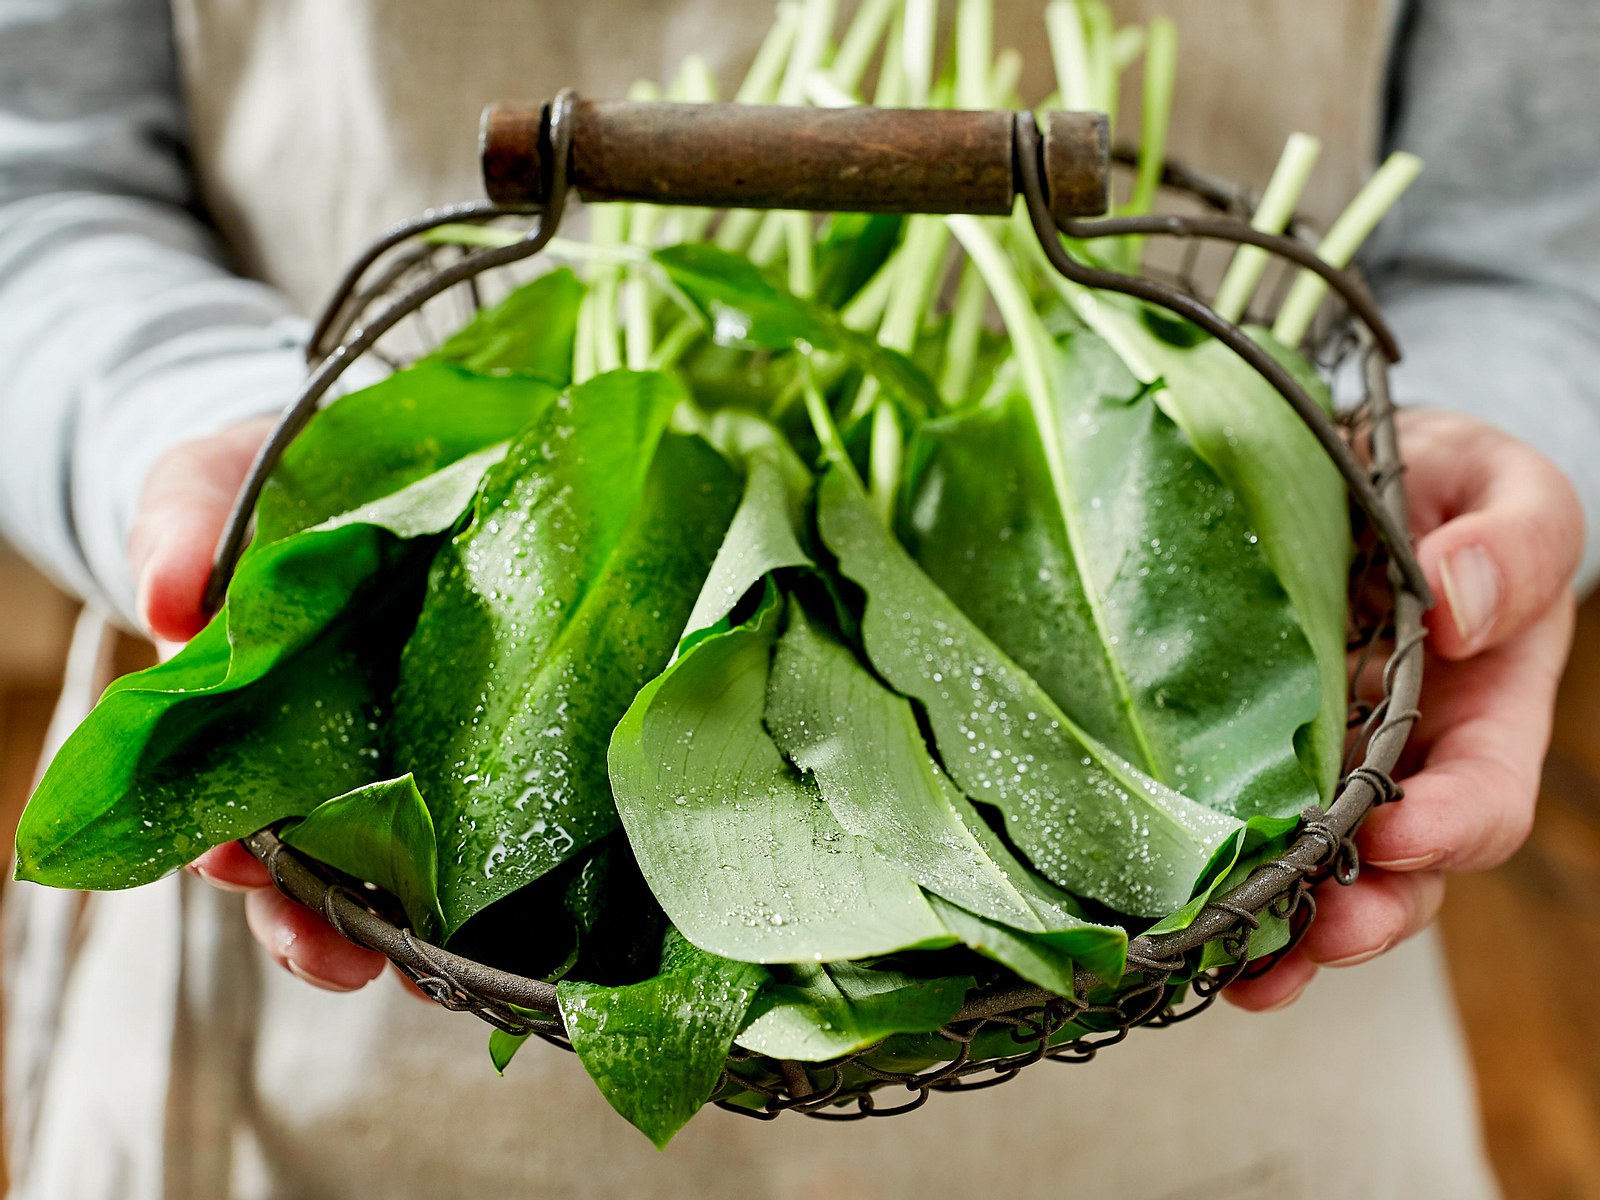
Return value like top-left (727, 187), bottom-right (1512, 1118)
top-left (609, 586), bottom-right (954, 963)
top-left (905, 328), bottom-right (1322, 821)
top-left (281, 774), bottom-right (444, 938)
top-left (656, 242), bottom-right (940, 416)
top-left (766, 601), bottom-right (1126, 963)
top-left (816, 466), bottom-right (1246, 918)
top-left (679, 453), bottom-right (813, 649)
top-left (1060, 301), bottom-right (1351, 800)
top-left (737, 962), bottom-right (973, 1061)
top-left (11, 376), bottom-right (519, 889)
top-left (556, 932), bottom-right (767, 1148)
top-left (813, 212), bottom-right (905, 311)
top-left (391, 371), bottom-right (743, 937)
top-left (257, 363), bottom-right (558, 543)
top-left (427, 267), bottom-right (585, 380)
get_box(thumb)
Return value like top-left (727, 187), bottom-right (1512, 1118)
top-left (128, 419), bottom-right (275, 644)
top-left (1407, 418), bottom-right (1584, 661)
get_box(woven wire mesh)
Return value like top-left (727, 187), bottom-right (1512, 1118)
top-left (234, 135), bottom-right (1426, 1122)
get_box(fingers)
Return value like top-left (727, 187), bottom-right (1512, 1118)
top-left (189, 841), bottom-right (272, 891)
top-left (129, 418), bottom-right (275, 644)
top-left (191, 839), bottom-right (391, 995)
top-left (1223, 950), bottom-right (1316, 1013)
top-left (1401, 411), bottom-right (1584, 660)
top-left (1224, 870), bottom-right (1446, 1012)
top-left (245, 888), bottom-right (388, 993)
top-left (1361, 594), bottom-right (1573, 873)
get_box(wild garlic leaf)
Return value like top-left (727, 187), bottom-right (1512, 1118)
top-left (427, 267), bottom-right (585, 380)
top-left (905, 327), bottom-right (1322, 822)
top-left (257, 364), bottom-right (558, 544)
top-left (281, 774), bottom-right (445, 939)
top-left (655, 242), bottom-right (940, 416)
top-left (392, 370), bottom-right (742, 938)
top-left (608, 585), bottom-right (954, 963)
top-left (679, 452), bottom-right (813, 650)
top-left (817, 466), bottom-right (1246, 918)
top-left (1061, 300), bottom-right (1351, 800)
top-left (736, 962), bottom-right (972, 1061)
top-left (767, 601), bottom-right (1125, 963)
top-left (556, 931), bottom-right (767, 1148)
top-left (11, 360), bottom-right (535, 891)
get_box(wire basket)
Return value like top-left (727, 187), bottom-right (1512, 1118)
top-left (209, 95), bottom-right (1428, 1122)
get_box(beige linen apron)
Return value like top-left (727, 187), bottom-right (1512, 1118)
top-left (6, 4), bottom-right (1501, 1197)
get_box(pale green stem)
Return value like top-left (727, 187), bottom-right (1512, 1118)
top-left (744, 0), bottom-right (838, 268)
top-left (829, 0), bottom-right (899, 93)
top-left (666, 56), bottom-right (719, 243)
top-left (803, 365), bottom-right (855, 480)
top-left (1272, 151), bottom-right (1424, 347)
top-left (624, 80), bottom-right (663, 370)
top-left (588, 203), bottom-right (627, 375)
top-left (1082, 1), bottom-right (1116, 127)
top-left (956, 0), bottom-right (995, 110)
top-left (778, 0), bottom-right (838, 104)
top-left (902, 0), bottom-right (937, 107)
top-left (873, 13), bottom-right (908, 106)
top-left (841, 259), bottom-right (896, 331)
top-left (785, 212), bottom-right (816, 297)
top-left (647, 316), bottom-right (701, 371)
top-left (1110, 24), bottom-right (1145, 71)
top-left (1126, 16), bottom-right (1177, 219)
top-left (737, 1), bottom-right (804, 103)
top-left (849, 216), bottom-right (949, 422)
top-left (939, 257), bottom-right (990, 403)
top-left (573, 292), bottom-right (598, 383)
top-left (868, 399), bottom-right (903, 525)
top-left (716, 2), bottom-right (806, 254)
top-left (1046, 1), bottom-right (1094, 110)
top-left (806, 70), bottom-right (858, 106)
top-left (988, 48), bottom-right (1023, 109)
top-left (1212, 132), bottom-right (1323, 324)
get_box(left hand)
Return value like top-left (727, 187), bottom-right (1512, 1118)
top-left (1226, 409), bottom-right (1582, 1011)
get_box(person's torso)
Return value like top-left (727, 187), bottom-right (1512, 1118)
top-left (168, 0), bottom-right (1395, 315)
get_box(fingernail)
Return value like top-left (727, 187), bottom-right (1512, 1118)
top-left (1440, 546), bottom-right (1501, 647)
top-left (190, 864), bottom-right (256, 894)
top-left (287, 959), bottom-right (361, 993)
top-left (1365, 850), bottom-right (1444, 871)
top-left (1322, 938), bottom-right (1394, 969)
top-left (1257, 977), bottom-right (1313, 1013)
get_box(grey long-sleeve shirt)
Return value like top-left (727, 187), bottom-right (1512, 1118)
top-left (3, 0), bottom-right (1600, 621)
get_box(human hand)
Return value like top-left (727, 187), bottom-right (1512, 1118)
top-left (132, 420), bottom-right (395, 992)
top-left (1227, 409), bottom-right (1582, 1011)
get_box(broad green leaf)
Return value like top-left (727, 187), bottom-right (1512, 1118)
top-left (813, 212), bottom-right (904, 310)
top-left (816, 466), bottom-right (1245, 918)
top-left (1060, 300), bottom-right (1351, 799)
top-left (257, 363), bottom-right (558, 543)
top-left (281, 774), bottom-right (444, 938)
top-left (905, 328), bottom-right (1322, 821)
top-left (556, 932), bottom-right (766, 1148)
top-left (609, 587), bottom-right (954, 963)
top-left (680, 454), bottom-right (812, 648)
top-left (767, 601), bottom-right (1122, 950)
top-left (656, 242), bottom-right (940, 416)
top-left (11, 404), bottom-right (506, 889)
top-left (736, 962), bottom-right (973, 1061)
top-left (392, 371), bottom-right (742, 936)
top-left (928, 898), bottom-right (1077, 996)
top-left (428, 267), bottom-right (584, 380)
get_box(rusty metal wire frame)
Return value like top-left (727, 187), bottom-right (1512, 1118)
top-left (224, 100), bottom-right (1427, 1122)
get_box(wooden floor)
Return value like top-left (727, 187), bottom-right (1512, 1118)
top-left (0, 582), bottom-right (1598, 1195)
